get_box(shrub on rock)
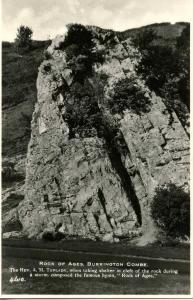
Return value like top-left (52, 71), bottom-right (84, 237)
top-left (151, 183), bottom-right (190, 238)
top-left (60, 23), bottom-right (104, 81)
top-left (108, 77), bottom-right (151, 115)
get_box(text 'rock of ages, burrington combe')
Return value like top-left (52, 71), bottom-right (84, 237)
top-left (17, 26), bottom-right (189, 244)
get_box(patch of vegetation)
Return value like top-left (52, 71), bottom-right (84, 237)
top-left (176, 25), bottom-right (190, 109)
top-left (60, 24), bottom-right (94, 81)
top-left (60, 24), bottom-right (104, 82)
top-left (15, 25), bottom-right (33, 53)
top-left (107, 77), bottom-right (151, 115)
top-left (2, 38), bottom-right (50, 157)
top-left (62, 24), bottom-right (94, 49)
top-left (63, 79), bottom-right (103, 138)
top-left (2, 40), bottom-right (50, 107)
top-left (137, 45), bottom-right (177, 91)
top-left (151, 183), bottom-right (190, 238)
top-left (132, 29), bottom-right (156, 50)
top-left (97, 31), bottom-right (116, 47)
top-left (134, 25), bottom-right (190, 128)
top-left (117, 22), bottom-right (189, 43)
top-left (42, 231), bottom-right (66, 241)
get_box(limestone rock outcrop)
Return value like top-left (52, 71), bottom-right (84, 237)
top-left (16, 28), bottom-right (189, 244)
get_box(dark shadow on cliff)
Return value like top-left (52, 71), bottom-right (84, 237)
top-left (104, 131), bottom-right (142, 226)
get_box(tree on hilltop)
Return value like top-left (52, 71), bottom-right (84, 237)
top-left (15, 25), bottom-right (33, 51)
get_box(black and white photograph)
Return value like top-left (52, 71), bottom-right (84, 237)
top-left (1, 0), bottom-right (191, 297)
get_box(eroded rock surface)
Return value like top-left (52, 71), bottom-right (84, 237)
top-left (13, 28), bottom-right (189, 243)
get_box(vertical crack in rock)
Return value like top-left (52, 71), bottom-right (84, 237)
top-left (103, 130), bottom-right (142, 226)
top-left (93, 213), bottom-right (100, 231)
top-left (97, 188), bottom-right (113, 229)
top-left (160, 132), bottom-right (167, 149)
top-left (53, 177), bottom-right (62, 201)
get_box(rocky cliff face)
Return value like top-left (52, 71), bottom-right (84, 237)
top-left (9, 27), bottom-right (189, 244)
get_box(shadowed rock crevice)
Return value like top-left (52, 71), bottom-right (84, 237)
top-left (103, 133), bottom-right (142, 226)
top-left (93, 213), bottom-right (100, 231)
top-left (53, 177), bottom-right (62, 200)
top-left (97, 188), bottom-right (113, 229)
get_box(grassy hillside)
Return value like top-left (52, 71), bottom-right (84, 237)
top-left (117, 22), bottom-right (188, 46)
top-left (2, 40), bottom-right (50, 156)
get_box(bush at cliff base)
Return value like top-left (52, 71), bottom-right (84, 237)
top-left (151, 183), bottom-right (190, 238)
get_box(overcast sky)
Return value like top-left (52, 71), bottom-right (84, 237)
top-left (2, 0), bottom-right (192, 41)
